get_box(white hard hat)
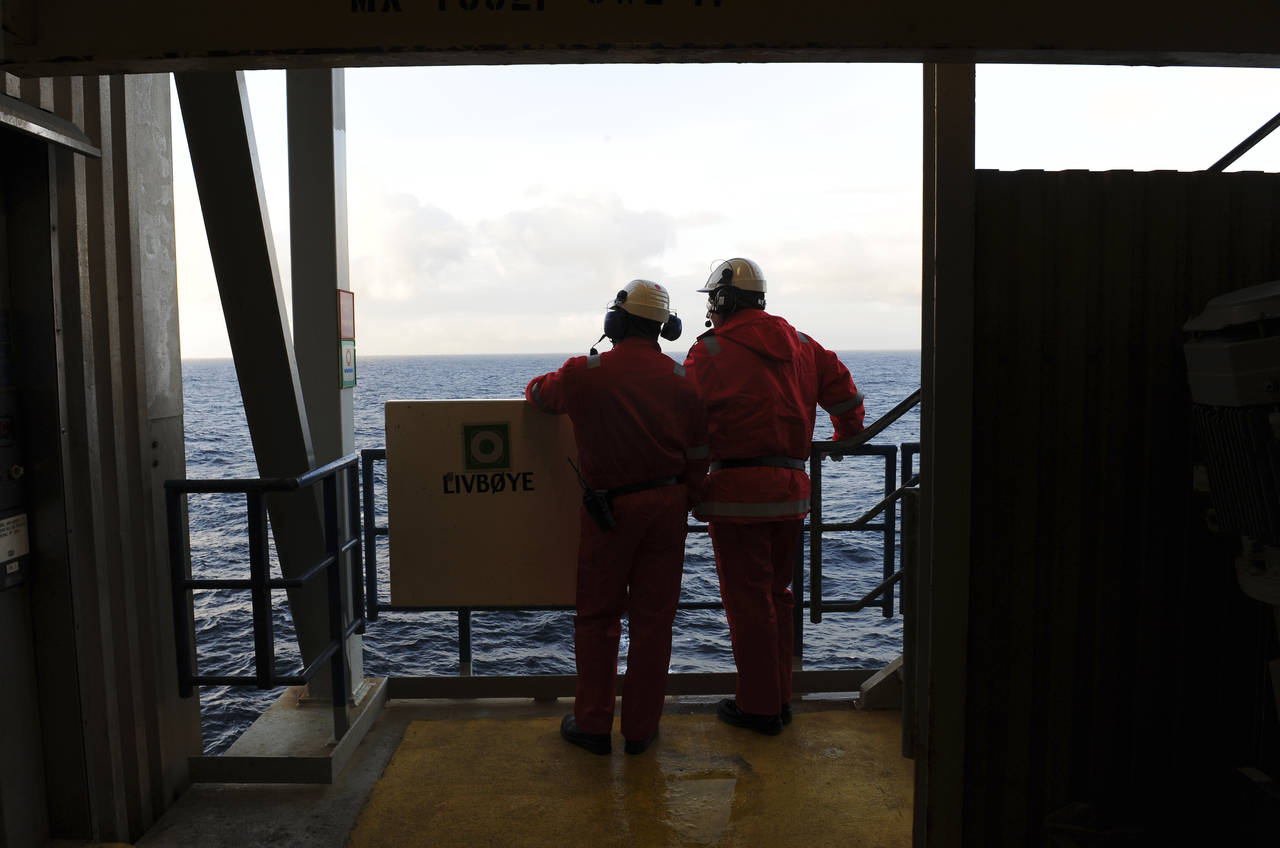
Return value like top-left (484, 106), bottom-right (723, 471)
top-left (615, 279), bottom-right (671, 323)
top-left (697, 258), bottom-right (767, 294)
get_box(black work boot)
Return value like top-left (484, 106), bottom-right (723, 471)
top-left (560, 714), bottom-right (611, 755)
top-left (781, 702), bottom-right (793, 726)
top-left (624, 728), bottom-right (659, 755)
top-left (716, 699), bottom-right (783, 736)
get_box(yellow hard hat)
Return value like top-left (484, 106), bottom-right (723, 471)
top-left (698, 258), bottom-right (767, 294)
top-left (614, 279), bottom-right (671, 323)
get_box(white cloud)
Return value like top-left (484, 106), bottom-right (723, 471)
top-left (759, 231), bottom-right (920, 307)
top-left (348, 189), bottom-right (679, 322)
top-left (349, 193), bottom-right (470, 301)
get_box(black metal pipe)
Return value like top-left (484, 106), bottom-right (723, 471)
top-left (814, 388), bottom-right (920, 456)
top-left (882, 448), bottom-right (897, 618)
top-left (247, 492), bottom-right (274, 689)
top-left (361, 450), bottom-right (381, 622)
top-left (821, 522), bottom-right (889, 533)
top-left (347, 465), bottom-right (366, 634)
top-left (297, 640), bottom-right (342, 682)
top-left (377, 600), bottom-right (729, 614)
top-left (270, 555), bottom-right (337, 588)
top-left (185, 578), bottom-right (255, 590)
top-left (192, 674), bottom-right (299, 687)
top-left (812, 443), bottom-right (897, 458)
top-left (809, 444), bottom-right (824, 624)
top-left (167, 488), bottom-right (195, 699)
top-left (903, 443), bottom-right (920, 484)
top-left (900, 488), bottom-right (919, 759)
top-left (165, 452), bottom-right (361, 494)
top-left (324, 475), bottom-right (350, 740)
top-left (821, 571), bottom-right (903, 614)
top-left (822, 476), bottom-right (920, 535)
top-left (1210, 109), bottom-right (1280, 172)
top-left (459, 608), bottom-right (473, 675)
top-left (792, 530), bottom-right (804, 663)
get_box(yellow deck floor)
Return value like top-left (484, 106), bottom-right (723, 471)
top-left (347, 708), bottom-right (912, 847)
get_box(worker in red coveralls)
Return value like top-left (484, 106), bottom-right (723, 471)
top-left (684, 258), bottom-right (865, 735)
top-left (526, 279), bottom-right (708, 756)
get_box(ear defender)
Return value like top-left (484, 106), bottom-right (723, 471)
top-left (602, 307), bottom-right (627, 341)
top-left (661, 314), bottom-right (682, 341)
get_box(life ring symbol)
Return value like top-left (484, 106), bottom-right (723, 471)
top-left (470, 430), bottom-right (504, 464)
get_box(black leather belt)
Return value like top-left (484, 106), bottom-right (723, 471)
top-left (709, 456), bottom-right (805, 472)
top-left (606, 476), bottom-right (680, 498)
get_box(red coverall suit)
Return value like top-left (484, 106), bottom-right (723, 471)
top-left (526, 336), bottom-right (708, 744)
top-left (684, 310), bottom-right (864, 717)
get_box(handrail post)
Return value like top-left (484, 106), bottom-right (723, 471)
top-left (167, 487), bottom-right (195, 699)
top-left (361, 450), bottom-right (380, 623)
top-left (459, 609), bottom-right (473, 676)
top-left (347, 462), bottom-right (366, 634)
top-left (792, 531), bottom-right (804, 665)
top-left (882, 447), bottom-right (898, 618)
top-left (809, 446), bottom-right (824, 624)
top-left (324, 474), bottom-right (350, 739)
top-left (901, 485), bottom-right (920, 758)
top-left (247, 491), bottom-right (274, 688)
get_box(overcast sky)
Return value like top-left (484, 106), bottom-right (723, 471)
top-left (171, 63), bottom-right (1280, 359)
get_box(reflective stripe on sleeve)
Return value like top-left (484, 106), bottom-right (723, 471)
top-left (529, 382), bottom-right (550, 413)
top-left (587, 354), bottom-right (602, 369)
top-left (824, 392), bottom-right (865, 415)
top-left (674, 362), bottom-right (687, 377)
top-left (702, 336), bottom-right (721, 356)
top-left (696, 499), bottom-right (811, 518)
top-left (797, 332), bottom-right (811, 344)
top-left (685, 444), bottom-right (709, 460)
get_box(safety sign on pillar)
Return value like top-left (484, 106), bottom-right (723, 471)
top-left (338, 288), bottom-right (356, 388)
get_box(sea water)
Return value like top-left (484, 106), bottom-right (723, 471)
top-left (182, 351), bottom-right (920, 753)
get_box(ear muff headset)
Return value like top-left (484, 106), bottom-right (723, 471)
top-left (660, 314), bottom-right (682, 341)
top-left (602, 290), bottom-right (630, 341)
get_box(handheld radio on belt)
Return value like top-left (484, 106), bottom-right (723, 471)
top-left (567, 457), bottom-right (617, 531)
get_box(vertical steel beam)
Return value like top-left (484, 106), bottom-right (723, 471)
top-left (287, 68), bottom-right (362, 689)
top-left (122, 71), bottom-right (202, 821)
top-left (917, 62), bottom-right (975, 848)
top-left (173, 71), bottom-right (335, 684)
top-left (287, 69), bottom-right (352, 462)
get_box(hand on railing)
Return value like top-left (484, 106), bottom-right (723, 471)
top-left (816, 388), bottom-right (921, 463)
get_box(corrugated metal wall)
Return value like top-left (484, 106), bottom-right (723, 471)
top-left (0, 72), bottom-right (195, 843)
top-left (966, 169), bottom-right (1280, 844)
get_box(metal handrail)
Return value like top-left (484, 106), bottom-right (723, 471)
top-left (166, 391), bottom-right (921, 731)
top-left (820, 388), bottom-right (921, 455)
top-left (360, 386), bottom-right (921, 671)
top-left (165, 452), bottom-right (365, 740)
top-left (809, 389), bottom-right (922, 623)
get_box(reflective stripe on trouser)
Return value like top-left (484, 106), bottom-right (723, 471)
top-left (708, 519), bottom-right (803, 716)
top-left (573, 485), bottom-right (687, 741)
